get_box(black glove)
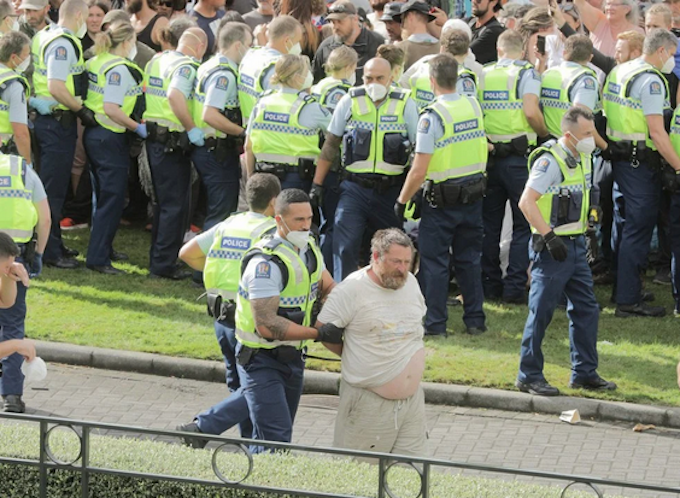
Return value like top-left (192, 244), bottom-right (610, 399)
top-left (76, 107), bottom-right (98, 128)
top-left (315, 323), bottom-right (344, 344)
top-left (543, 230), bottom-right (568, 262)
top-left (600, 144), bottom-right (612, 161)
top-left (309, 183), bottom-right (324, 209)
top-left (662, 165), bottom-right (680, 193)
top-left (588, 205), bottom-right (603, 225)
top-left (394, 201), bottom-right (406, 221)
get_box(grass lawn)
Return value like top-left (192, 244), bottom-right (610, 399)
top-left (23, 225), bottom-right (680, 407)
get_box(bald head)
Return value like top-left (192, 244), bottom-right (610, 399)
top-left (178, 27), bottom-right (207, 60)
top-left (362, 58), bottom-right (392, 98)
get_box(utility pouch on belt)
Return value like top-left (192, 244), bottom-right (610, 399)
top-left (510, 135), bottom-right (529, 156)
top-left (531, 233), bottom-right (546, 253)
top-left (24, 234), bottom-right (37, 263)
top-left (178, 132), bottom-right (192, 154)
top-left (53, 109), bottom-right (75, 129)
top-left (298, 158), bottom-right (315, 181)
top-left (237, 345), bottom-right (256, 366)
top-left (0, 138), bottom-right (18, 155)
top-left (206, 294), bottom-right (236, 324)
top-left (147, 122), bottom-right (168, 144)
top-left (459, 177), bottom-right (487, 205)
top-left (383, 134), bottom-right (410, 165)
top-left (557, 188), bottom-right (570, 220)
top-left (278, 308), bottom-right (305, 325)
top-left (608, 140), bottom-right (632, 161)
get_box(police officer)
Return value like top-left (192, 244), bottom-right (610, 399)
top-left (82, 22), bottom-right (144, 275)
top-left (31, 0), bottom-right (93, 270)
top-left (402, 28), bottom-right (479, 110)
top-left (479, 29), bottom-right (549, 304)
top-left (238, 15), bottom-right (303, 121)
top-left (143, 27), bottom-right (207, 280)
top-left (246, 54), bottom-right (330, 192)
top-left (604, 28), bottom-right (680, 317)
top-left (0, 152), bottom-right (51, 412)
top-left (191, 23), bottom-right (251, 236)
top-left (176, 173), bottom-right (281, 446)
top-left (234, 189), bottom-right (339, 453)
top-left (313, 57), bottom-right (419, 281)
top-left (668, 106), bottom-right (680, 317)
top-left (0, 32), bottom-right (32, 164)
top-left (310, 45), bottom-right (357, 272)
top-left (395, 54), bottom-right (488, 336)
top-left (0, 0), bottom-right (19, 36)
top-left (516, 107), bottom-right (616, 396)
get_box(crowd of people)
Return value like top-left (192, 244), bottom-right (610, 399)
top-left (0, 0), bottom-right (678, 457)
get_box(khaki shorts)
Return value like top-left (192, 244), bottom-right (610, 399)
top-left (334, 379), bottom-right (428, 457)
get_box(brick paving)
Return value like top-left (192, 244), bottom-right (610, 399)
top-left (7, 364), bottom-right (680, 497)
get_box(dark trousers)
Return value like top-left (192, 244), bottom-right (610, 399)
top-left (518, 236), bottom-right (599, 384)
top-left (670, 190), bottom-right (680, 309)
top-left (593, 158), bottom-right (614, 267)
top-left (191, 146), bottom-right (241, 232)
top-left (34, 114), bottom-right (78, 261)
top-left (236, 343), bottom-right (305, 454)
top-left (418, 199), bottom-right (485, 332)
top-left (83, 126), bottom-right (130, 267)
top-left (332, 180), bottom-right (402, 281)
top-left (147, 142), bottom-right (191, 276)
top-left (320, 171), bottom-right (341, 274)
top-left (195, 321), bottom-right (252, 438)
top-left (0, 260), bottom-right (27, 396)
top-left (481, 154), bottom-right (530, 300)
top-left (611, 160), bottom-right (661, 305)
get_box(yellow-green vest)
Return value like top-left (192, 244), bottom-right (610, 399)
top-left (603, 59), bottom-right (669, 151)
top-left (235, 236), bottom-right (323, 350)
top-left (33, 27), bottom-right (86, 111)
top-left (0, 154), bottom-right (38, 243)
top-left (193, 55), bottom-right (241, 138)
top-left (408, 56), bottom-right (478, 109)
top-left (249, 89), bottom-right (321, 166)
top-left (344, 86), bottom-right (411, 176)
top-left (84, 53), bottom-right (143, 133)
top-left (237, 47), bottom-right (280, 122)
top-left (0, 67), bottom-right (29, 144)
top-left (528, 141), bottom-right (591, 236)
top-left (311, 76), bottom-right (350, 110)
top-left (203, 212), bottom-right (277, 300)
top-left (669, 106), bottom-right (680, 154)
top-left (541, 63), bottom-right (597, 138)
top-left (425, 95), bottom-right (488, 182)
top-left (479, 60), bottom-right (537, 145)
top-left (143, 51), bottom-right (198, 132)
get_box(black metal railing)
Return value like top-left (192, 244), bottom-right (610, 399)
top-left (1, 411), bottom-right (679, 498)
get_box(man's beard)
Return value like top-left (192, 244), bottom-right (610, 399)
top-left (472, 5), bottom-right (488, 17)
top-left (379, 270), bottom-right (407, 290)
top-left (127, 0), bottom-right (143, 15)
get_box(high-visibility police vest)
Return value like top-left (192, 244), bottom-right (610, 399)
top-left (33, 27), bottom-right (86, 111)
top-left (235, 236), bottom-right (323, 350)
top-left (84, 53), bottom-right (143, 133)
top-left (424, 95), bottom-right (487, 182)
top-left (311, 76), bottom-right (350, 110)
top-left (193, 55), bottom-right (241, 139)
top-left (249, 89), bottom-right (321, 166)
top-left (143, 51), bottom-right (198, 132)
top-left (30, 24), bottom-right (52, 70)
top-left (0, 67), bottom-right (29, 145)
top-left (528, 141), bottom-right (591, 236)
top-left (603, 59), bottom-right (670, 151)
top-left (344, 86), bottom-right (411, 176)
top-left (408, 57), bottom-right (478, 109)
top-left (0, 154), bottom-right (38, 243)
top-left (669, 106), bottom-right (680, 154)
top-left (479, 60), bottom-right (537, 145)
top-left (203, 212), bottom-right (277, 300)
top-left (541, 63), bottom-right (597, 138)
top-left (237, 47), bottom-right (280, 122)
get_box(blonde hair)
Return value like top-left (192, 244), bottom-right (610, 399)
top-left (617, 29), bottom-right (645, 54)
top-left (94, 20), bottom-right (135, 55)
top-left (324, 45), bottom-right (358, 75)
top-left (271, 54), bottom-right (309, 86)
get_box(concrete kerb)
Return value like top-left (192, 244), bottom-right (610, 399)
top-left (36, 340), bottom-right (680, 429)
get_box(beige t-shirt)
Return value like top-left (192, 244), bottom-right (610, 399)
top-left (318, 267), bottom-right (426, 388)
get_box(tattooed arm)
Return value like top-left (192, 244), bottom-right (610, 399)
top-left (251, 296), bottom-right (320, 341)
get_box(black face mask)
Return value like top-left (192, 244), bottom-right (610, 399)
top-left (672, 28), bottom-right (680, 37)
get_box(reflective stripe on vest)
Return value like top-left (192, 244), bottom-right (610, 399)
top-left (84, 53), bottom-right (143, 133)
top-left (528, 142), bottom-right (591, 236)
top-left (250, 90), bottom-right (321, 165)
top-left (193, 55), bottom-right (241, 138)
top-left (0, 155), bottom-right (38, 242)
top-left (0, 68), bottom-right (28, 143)
top-left (237, 47), bottom-right (280, 121)
top-left (479, 60), bottom-right (537, 145)
top-left (203, 212), bottom-right (277, 300)
top-left (311, 76), bottom-right (350, 110)
top-left (425, 96), bottom-right (488, 182)
top-left (540, 63), bottom-right (596, 138)
top-left (235, 238), bottom-right (323, 349)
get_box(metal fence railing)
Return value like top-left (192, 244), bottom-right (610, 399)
top-left (0, 411), bottom-right (679, 498)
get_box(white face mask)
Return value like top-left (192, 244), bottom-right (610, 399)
top-left (662, 50), bottom-right (676, 74)
top-left (365, 82), bottom-right (388, 101)
top-left (287, 40), bottom-right (302, 55)
top-left (282, 219), bottom-right (310, 251)
top-left (9, 17), bottom-right (18, 32)
top-left (16, 55), bottom-right (29, 73)
top-left (128, 43), bottom-right (138, 61)
top-left (301, 70), bottom-right (313, 89)
top-left (76, 21), bottom-right (87, 38)
top-left (346, 72), bottom-right (356, 86)
top-left (571, 135), bottom-right (596, 155)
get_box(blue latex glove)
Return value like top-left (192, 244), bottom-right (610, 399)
top-left (187, 127), bottom-right (205, 147)
top-left (29, 97), bottom-right (57, 116)
top-left (135, 123), bottom-right (148, 139)
top-left (29, 252), bottom-right (43, 279)
top-left (26, 162), bottom-right (33, 170)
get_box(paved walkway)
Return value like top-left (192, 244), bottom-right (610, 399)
top-left (9, 364), bottom-right (680, 497)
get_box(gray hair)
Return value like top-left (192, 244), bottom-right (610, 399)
top-left (619, 0), bottom-right (639, 26)
top-left (370, 228), bottom-right (414, 260)
top-left (217, 22), bottom-right (251, 51)
top-left (643, 28), bottom-right (679, 55)
top-left (561, 106), bottom-right (594, 134)
top-left (0, 0), bottom-right (13, 20)
top-left (0, 31), bottom-right (30, 63)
